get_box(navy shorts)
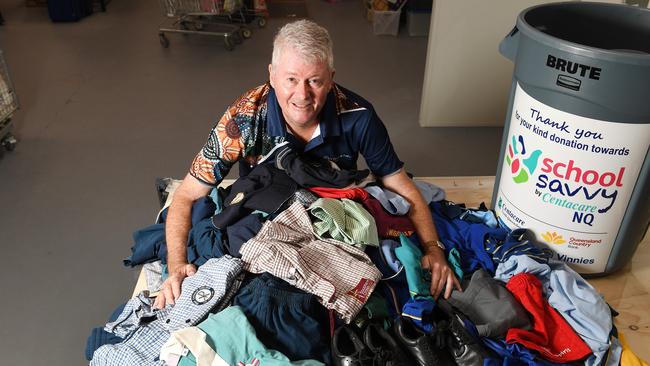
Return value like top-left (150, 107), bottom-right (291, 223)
top-left (233, 273), bottom-right (331, 364)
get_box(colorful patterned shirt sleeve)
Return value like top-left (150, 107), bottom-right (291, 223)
top-left (189, 85), bottom-right (268, 186)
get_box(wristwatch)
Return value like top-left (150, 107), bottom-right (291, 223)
top-left (424, 240), bottom-right (446, 251)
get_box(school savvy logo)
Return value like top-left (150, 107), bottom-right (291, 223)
top-left (506, 135), bottom-right (542, 184)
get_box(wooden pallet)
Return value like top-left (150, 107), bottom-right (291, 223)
top-left (25, 0), bottom-right (47, 7)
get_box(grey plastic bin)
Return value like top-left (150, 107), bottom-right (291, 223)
top-left (492, 2), bottom-right (650, 275)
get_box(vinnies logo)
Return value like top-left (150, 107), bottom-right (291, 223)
top-left (506, 135), bottom-right (542, 184)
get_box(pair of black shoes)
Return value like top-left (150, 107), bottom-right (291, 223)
top-left (437, 299), bottom-right (492, 366)
top-left (332, 323), bottom-right (411, 366)
top-left (333, 305), bottom-right (490, 366)
top-left (392, 306), bottom-right (491, 366)
top-left (392, 317), bottom-right (455, 366)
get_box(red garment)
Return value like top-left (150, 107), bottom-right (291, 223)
top-left (505, 273), bottom-right (592, 363)
top-left (361, 197), bottom-right (415, 238)
top-left (309, 187), bottom-right (369, 201)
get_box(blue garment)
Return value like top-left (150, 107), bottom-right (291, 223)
top-left (447, 247), bottom-right (464, 281)
top-left (86, 328), bottom-right (123, 361)
top-left (124, 218), bottom-right (228, 268)
top-left (233, 273), bottom-right (331, 364)
top-left (208, 187), bottom-right (224, 216)
top-left (484, 229), bottom-right (552, 266)
top-left (266, 85), bottom-right (404, 178)
top-left (93, 258), bottom-right (243, 366)
top-left (429, 202), bottom-right (502, 274)
top-left (364, 186), bottom-right (411, 215)
top-left (124, 197), bottom-right (218, 267)
top-left (123, 224), bottom-right (167, 267)
top-left (394, 234), bottom-right (433, 300)
top-left (401, 298), bottom-right (436, 334)
top-left (460, 209), bottom-right (498, 228)
top-left (364, 245), bottom-right (410, 319)
top-left (494, 255), bottom-right (613, 366)
top-left (185, 217), bottom-right (228, 266)
top-left (91, 320), bottom-right (169, 366)
top-left (497, 216), bottom-right (512, 231)
top-left (211, 164), bottom-right (297, 229)
top-left (104, 292), bottom-right (169, 338)
top-left (225, 213), bottom-right (265, 257)
top-left (428, 202), bottom-right (551, 275)
top-left (414, 180), bottom-right (445, 203)
top-left (179, 306), bottom-right (324, 366)
top-left (482, 337), bottom-right (568, 366)
top-left (158, 196), bottom-right (216, 225)
top-left (380, 239), bottom-right (402, 273)
top-left (162, 256), bottom-right (243, 332)
top-left (93, 294), bottom-right (171, 366)
top-left (439, 201), bottom-right (466, 219)
top-left (85, 303), bottom-right (127, 361)
top-left (604, 336), bottom-right (622, 366)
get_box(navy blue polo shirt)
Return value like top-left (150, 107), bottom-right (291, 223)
top-left (190, 83), bottom-right (403, 186)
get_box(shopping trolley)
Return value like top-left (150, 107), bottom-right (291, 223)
top-left (0, 49), bottom-right (18, 152)
top-left (158, 0), bottom-right (263, 51)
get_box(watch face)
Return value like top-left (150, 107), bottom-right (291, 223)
top-left (436, 240), bottom-right (446, 250)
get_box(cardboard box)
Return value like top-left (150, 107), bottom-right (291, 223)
top-left (407, 10), bottom-right (431, 37)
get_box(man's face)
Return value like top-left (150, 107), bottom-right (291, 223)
top-left (269, 46), bottom-right (334, 131)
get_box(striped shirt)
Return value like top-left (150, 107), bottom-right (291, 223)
top-left (308, 198), bottom-right (379, 248)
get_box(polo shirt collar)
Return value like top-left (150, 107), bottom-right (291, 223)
top-left (267, 87), bottom-right (287, 137)
top-left (266, 86), bottom-right (342, 140)
top-left (320, 88), bottom-right (341, 138)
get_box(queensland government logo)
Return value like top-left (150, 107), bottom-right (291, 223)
top-left (542, 231), bottom-right (566, 245)
top-left (506, 135), bottom-right (542, 184)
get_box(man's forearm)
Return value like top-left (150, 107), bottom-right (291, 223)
top-left (407, 195), bottom-right (440, 250)
top-left (382, 171), bottom-right (442, 253)
top-left (165, 197), bottom-right (194, 272)
top-left (401, 183), bottom-right (442, 254)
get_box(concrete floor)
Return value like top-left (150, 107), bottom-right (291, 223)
top-left (0, 1), bottom-right (503, 365)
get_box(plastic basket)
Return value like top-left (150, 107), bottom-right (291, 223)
top-left (372, 9), bottom-right (400, 36)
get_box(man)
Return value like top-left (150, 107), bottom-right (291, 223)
top-left (154, 20), bottom-right (460, 309)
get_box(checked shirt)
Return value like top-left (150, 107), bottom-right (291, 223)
top-left (240, 202), bottom-right (382, 323)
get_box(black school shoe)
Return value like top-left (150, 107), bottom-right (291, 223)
top-left (437, 299), bottom-right (490, 366)
top-left (332, 325), bottom-right (374, 366)
top-left (363, 323), bottom-right (412, 366)
top-left (392, 317), bottom-right (456, 366)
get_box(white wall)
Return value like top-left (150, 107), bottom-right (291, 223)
top-left (418, 0), bottom-right (630, 127)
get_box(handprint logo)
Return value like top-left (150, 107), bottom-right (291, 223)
top-left (506, 135), bottom-right (542, 184)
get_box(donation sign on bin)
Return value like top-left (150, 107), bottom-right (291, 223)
top-left (492, 2), bottom-right (650, 275)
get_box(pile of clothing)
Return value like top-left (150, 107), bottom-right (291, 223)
top-left (86, 145), bottom-right (645, 366)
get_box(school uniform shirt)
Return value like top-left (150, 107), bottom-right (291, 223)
top-left (160, 306), bottom-right (324, 366)
top-left (308, 198), bottom-right (379, 248)
top-left (240, 201), bottom-right (382, 323)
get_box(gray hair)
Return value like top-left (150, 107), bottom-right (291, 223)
top-left (272, 20), bottom-right (334, 71)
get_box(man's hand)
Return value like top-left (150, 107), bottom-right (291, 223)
top-left (153, 263), bottom-right (196, 309)
top-left (420, 247), bottom-right (461, 299)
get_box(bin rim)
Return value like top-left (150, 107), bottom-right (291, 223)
top-left (516, 1), bottom-right (650, 66)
